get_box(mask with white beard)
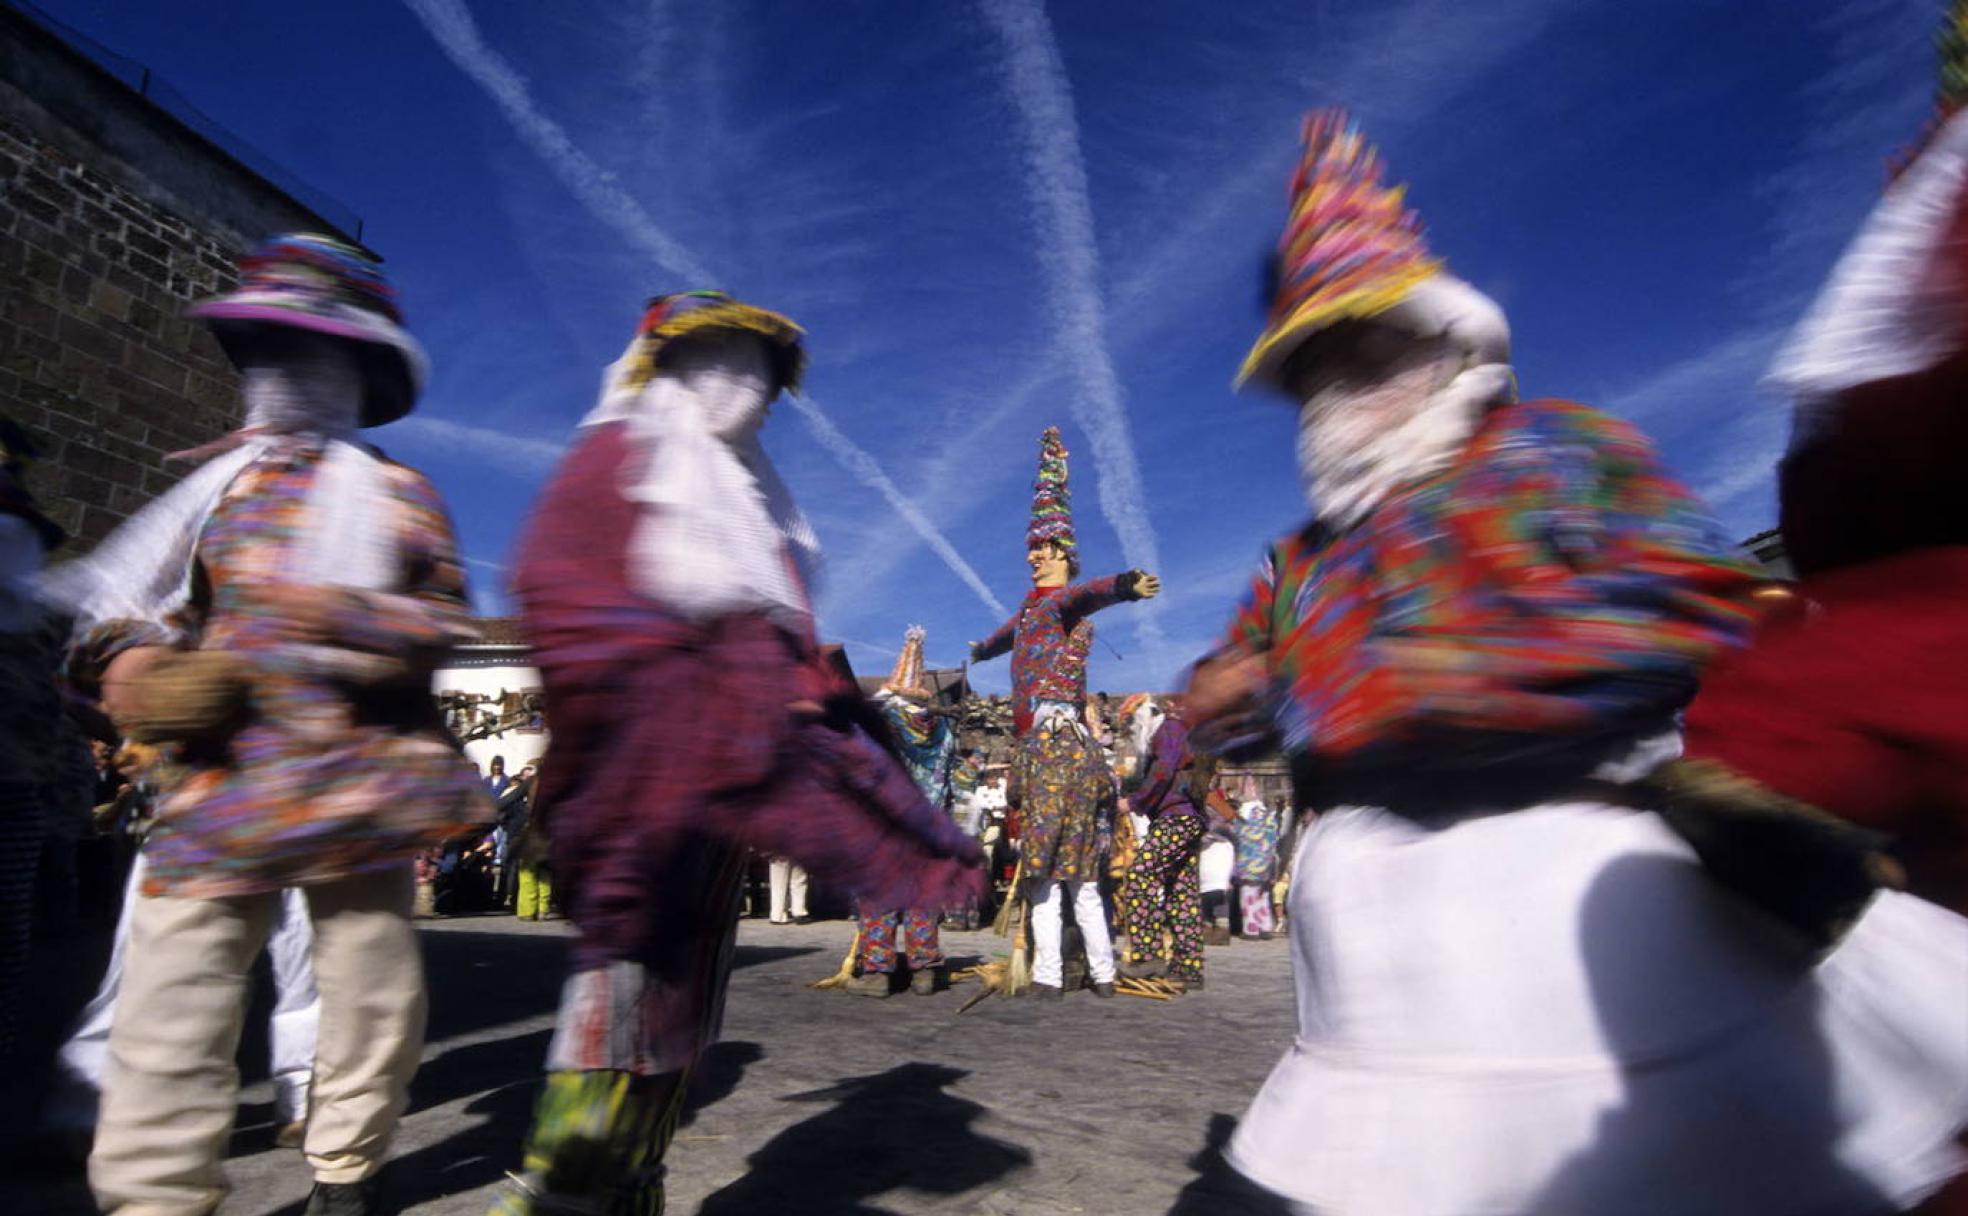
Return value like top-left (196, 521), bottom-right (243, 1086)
top-left (1293, 338), bottom-right (1518, 529)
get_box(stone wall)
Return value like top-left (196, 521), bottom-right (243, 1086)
top-left (0, 117), bottom-right (243, 547)
top-left (0, 3), bottom-right (356, 552)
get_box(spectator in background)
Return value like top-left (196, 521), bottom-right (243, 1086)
top-left (768, 857), bottom-right (811, 925)
top-left (512, 766), bottom-right (552, 922)
top-left (496, 764), bottom-right (533, 905)
top-left (1232, 778), bottom-right (1280, 941)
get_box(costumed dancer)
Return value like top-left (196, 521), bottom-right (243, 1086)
top-left (844, 626), bottom-right (958, 998)
top-left (1175, 111), bottom-right (1968, 1215)
top-left (44, 234), bottom-right (493, 1216)
top-left (969, 427), bottom-right (1161, 1000)
top-left (1670, 19), bottom-right (1968, 1213)
top-left (1116, 699), bottom-right (1210, 989)
top-left (1231, 777), bottom-right (1280, 941)
top-left (497, 291), bottom-right (983, 1215)
top-left (1674, 1), bottom-right (1968, 929)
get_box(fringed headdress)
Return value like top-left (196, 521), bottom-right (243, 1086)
top-left (613, 290), bottom-right (806, 398)
top-left (882, 624), bottom-right (934, 701)
top-left (1239, 109), bottom-right (1511, 394)
top-left (1027, 426), bottom-right (1076, 561)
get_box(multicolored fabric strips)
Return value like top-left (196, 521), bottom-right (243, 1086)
top-left (617, 290), bottom-right (806, 395)
top-left (235, 233), bottom-right (403, 323)
top-left (1239, 109), bottom-right (1443, 385)
top-left (1220, 400), bottom-right (1761, 761)
top-left (1027, 426), bottom-right (1076, 555)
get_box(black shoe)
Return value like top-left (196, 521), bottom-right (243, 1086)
top-left (304, 1179), bottom-right (378, 1216)
top-left (1090, 981), bottom-right (1116, 998)
top-left (1030, 983), bottom-right (1063, 1000)
top-left (793, 915), bottom-right (813, 925)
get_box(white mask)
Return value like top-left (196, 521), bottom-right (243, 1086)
top-left (1295, 346), bottom-right (1470, 528)
top-left (595, 333), bottom-right (822, 628)
top-left (240, 333), bottom-right (364, 438)
top-left (642, 334), bottom-right (775, 444)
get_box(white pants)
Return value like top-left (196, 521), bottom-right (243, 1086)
top-left (768, 858), bottom-right (808, 922)
top-left (90, 865), bottom-right (424, 1215)
top-left (1029, 878), bottom-right (1116, 987)
top-left (50, 853), bottom-right (320, 1128)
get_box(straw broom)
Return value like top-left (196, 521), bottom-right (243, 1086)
top-left (808, 926), bottom-right (863, 990)
top-left (952, 858), bottom-right (1032, 1011)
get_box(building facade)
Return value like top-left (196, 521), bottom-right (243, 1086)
top-left (0, 2), bottom-right (359, 549)
top-left (432, 617), bottom-right (548, 775)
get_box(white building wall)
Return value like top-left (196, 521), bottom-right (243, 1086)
top-left (432, 648), bottom-right (549, 773)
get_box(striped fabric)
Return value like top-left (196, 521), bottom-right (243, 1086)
top-left (1221, 399), bottom-right (1761, 762)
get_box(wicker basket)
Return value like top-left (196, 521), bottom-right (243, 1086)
top-left (120, 650), bottom-right (251, 745)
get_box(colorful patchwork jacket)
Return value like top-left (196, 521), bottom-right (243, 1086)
top-left (1217, 399), bottom-right (1761, 767)
top-left (972, 573), bottom-right (1145, 735)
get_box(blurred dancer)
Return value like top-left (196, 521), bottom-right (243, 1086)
top-left (46, 234), bottom-right (492, 1216)
top-left (847, 626), bottom-right (957, 998)
top-left (1177, 112), bottom-right (1968, 1215)
top-left (497, 291), bottom-right (982, 1215)
top-left (1677, 3), bottom-right (1968, 925)
top-left (1674, 21), bottom-right (1968, 1214)
top-left (1117, 698), bottom-right (1209, 988)
top-left (970, 427), bottom-right (1160, 999)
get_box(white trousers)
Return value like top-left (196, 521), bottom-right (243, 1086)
top-left (768, 858), bottom-right (808, 922)
top-left (1029, 878), bottom-right (1116, 987)
top-left (51, 853), bottom-right (320, 1128)
top-left (90, 865), bottom-right (424, 1216)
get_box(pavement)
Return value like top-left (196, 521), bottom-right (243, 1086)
top-left (4, 913), bottom-right (1297, 1214)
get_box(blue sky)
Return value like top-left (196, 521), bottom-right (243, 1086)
top-left (34, 0), bottom-right (1941, 692)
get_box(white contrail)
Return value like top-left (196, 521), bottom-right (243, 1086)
top-left (402, 0), bottom-right (1006, 619)
top-left (785, 395), bottom-right (1010, 618)
top-left (403, 0), bottom-right (716, 283)
top-left (387, 415), bottom-right (566, 476)
top-left (977, 0), bottom-right (1167, 649)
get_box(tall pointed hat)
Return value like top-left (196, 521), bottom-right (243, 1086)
top-left (1026, 425), bottom-right (1076, 559)
top-left (1238, 109), bottom-right (1510, 392)
top-left (882, 624), bottom-right (933, 700)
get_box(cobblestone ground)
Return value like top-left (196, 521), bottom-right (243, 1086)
top-left (5, 913), bottom-right (1298, 1214)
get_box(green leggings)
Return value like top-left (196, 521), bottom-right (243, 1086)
top-left (491, 1069), bottom-right (689, 1216)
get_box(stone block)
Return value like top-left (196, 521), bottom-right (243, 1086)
top-left (120, 343), bottom-right (186, 394)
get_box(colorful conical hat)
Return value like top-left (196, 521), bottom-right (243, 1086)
top-left (882, 625), bottom-right (933, 700)
top-left (1238, 109), bottom-right (1444, 388)
top-left (1026, 426), bottom-right (1075, 557)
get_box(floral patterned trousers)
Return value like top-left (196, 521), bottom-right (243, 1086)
top-left (1120, 813), bottom-right (1206, 983)
top-left (856, 903), bottom-right (944, 974)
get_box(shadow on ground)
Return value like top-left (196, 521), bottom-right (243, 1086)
top-left (693, 1061), bottom-right (1031, 1215)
